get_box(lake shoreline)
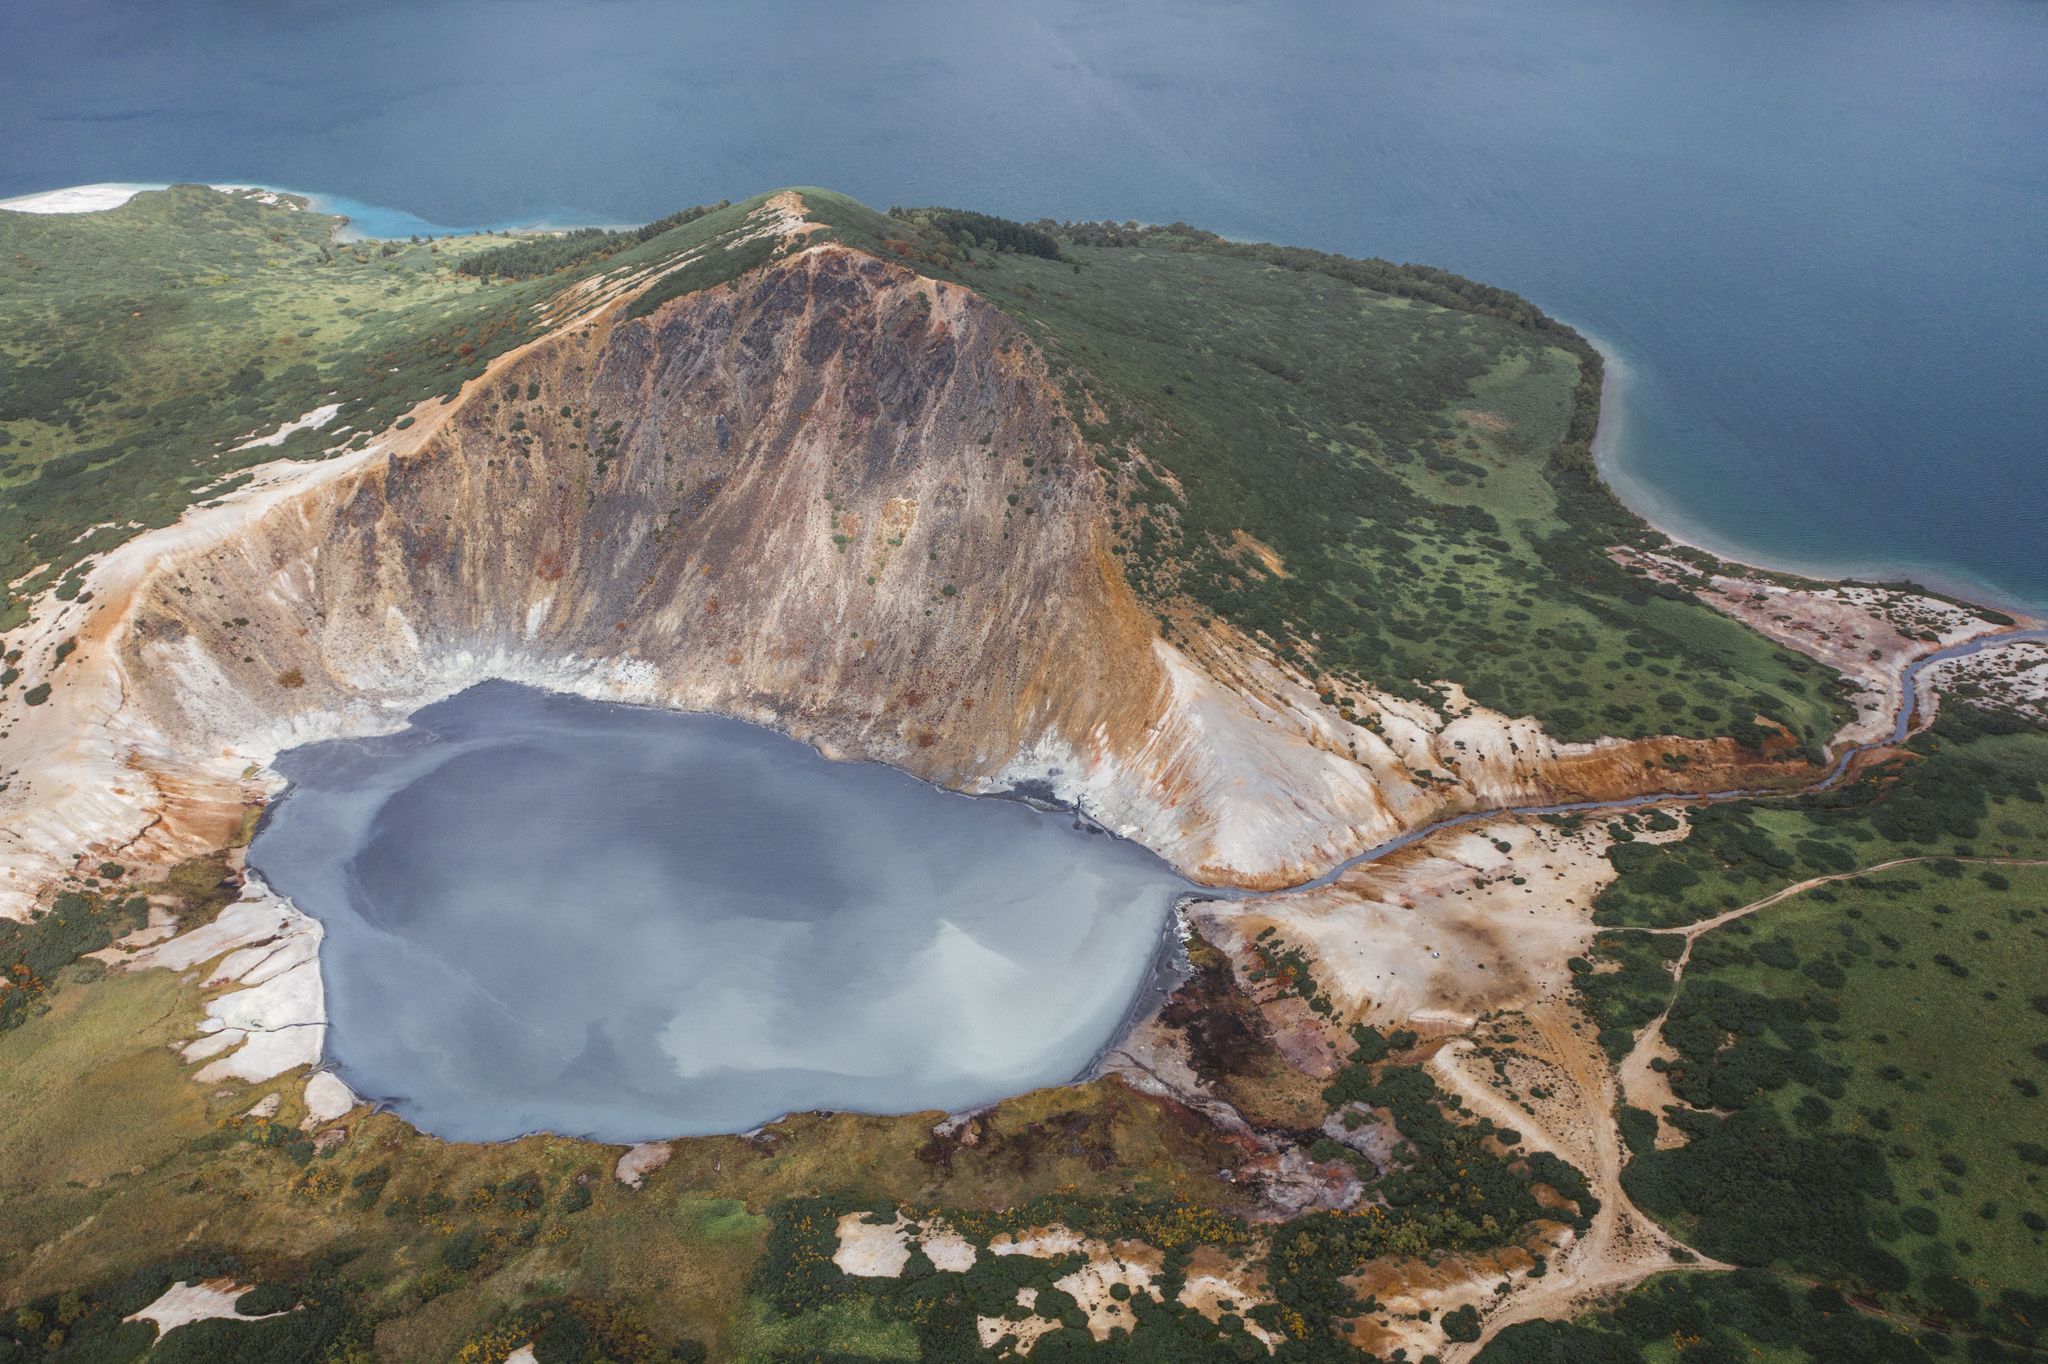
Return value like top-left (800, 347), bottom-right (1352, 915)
top-left (1582, 333), bottom-right (2044, 623)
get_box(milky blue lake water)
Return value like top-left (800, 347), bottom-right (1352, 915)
top-left (4, 0), bottom-right (2043, 610)
top-left (247, 683), bottom-right (1187, 1142)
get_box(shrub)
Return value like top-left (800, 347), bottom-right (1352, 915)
top-left (348, 1164), bottom-right (389, 1211)
top-left (532, 1314), bottom-right (591, 1364)
top-left (441, 1228), bottom-right (488, 1272)
top-left (150, 1304), bottom-right (351, 1363)
top-left (233, 1284), bottom-right (295, 1315)
top-left (1476, 1319), bottom-right (1643, 1364)
top-left (1921, 1274), bottom-right (1979, 1321)
top-left (1621, 1106), bottom-right (1907, 1291)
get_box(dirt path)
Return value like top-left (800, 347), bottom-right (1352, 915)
top-left (1617, 856), bottom-right (2048, 1131)
top-left (1457, 854), bottom-right (2047, 1355)
top-left (1441, 1003), bottom-right (1731, 1362)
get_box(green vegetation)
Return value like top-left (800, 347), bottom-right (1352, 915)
top-left (892, 206), bottom-right (1062, 260)
top-left (0, 186), bottom-right (896, 630)
top-left (0, 928), bottom-right (1246, 1364)
top-left (1569, 929), bottom-right (1686, 1060)
top-left (871, 208), bottom-right (1850, 747)
top-left (3, 185), bottom-right (1852, 752)
top-left (8, 186), bottom-right (2043, 1361)
top-left (0, 186), bottom-right (558, 623)
top-left (1262, 1039), bottom-right (1594, 1357)
top-left (0, 888), bottom-right (147, 1031)
top-left (751, 1191), bottom-right (1256, 1363)
top-left (1474, 1269), bottom-right (1973, 1364)
top-left (1595, 706), bottom-right (2048, 927)
top-left (0, 1249), bottom-right (370, 1364)
top-left (454, 201), bottom-right (731, 279)
top-left (1623, 831), bottom-right (2048, 1330)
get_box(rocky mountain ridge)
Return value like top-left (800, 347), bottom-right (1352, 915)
top-left (1, 213), bottom-right (1811, 912)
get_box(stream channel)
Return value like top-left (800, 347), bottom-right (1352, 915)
top-left (251, 631), bottom-right (2045, 1144)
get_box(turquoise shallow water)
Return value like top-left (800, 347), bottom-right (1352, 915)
top-left (248, 683), bottom-right (1186, 1142)
top-left (4, 0), bottom-right (2044, 607)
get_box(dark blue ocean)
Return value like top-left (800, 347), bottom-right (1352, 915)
top-left (5, 0), bottom-right (2044, 609)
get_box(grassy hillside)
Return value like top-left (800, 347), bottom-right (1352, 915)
top-left (0, 186), bottom-right (543, 619)
top-left (2, 185), bottom-right (1852, 753)
top-left (880, 207), bottom-right (1852, 751)
top-left (1632, 859), bottom-right (2048, 1308)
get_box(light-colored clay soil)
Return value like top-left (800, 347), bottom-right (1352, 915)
top-left (613, 1141), bottom-right (673, 1189)
top-left (1923, 639), bottom-right (2048, 727)
top-left (124, 1278), bottom-right (283, 1332)
top-left (1191, 812), bottom-right (1686, 1036)
top-left (1613, 549), bottom-right (2031, 751)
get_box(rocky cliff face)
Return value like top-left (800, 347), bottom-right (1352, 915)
top-left (1, 239), bottom-right (1801, 911)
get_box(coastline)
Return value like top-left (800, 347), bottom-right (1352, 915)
top-left (1582, 332), bottom-right (2045, 625)
top-left (0, 179), bottom-right (624, 243)
top-left (7, 179), bottom-right (2035, 619)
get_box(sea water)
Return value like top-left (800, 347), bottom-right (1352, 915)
top-left (247, 682), bottom-right (1186, 1143)
top-left (5, 0), bottom-right (2044, 604)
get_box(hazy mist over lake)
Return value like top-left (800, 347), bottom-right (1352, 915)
top-left (249, 684), bottom-right (1185, 1142)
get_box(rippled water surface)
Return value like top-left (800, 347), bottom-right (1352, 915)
top-left (5, 0), bottom-right (2043, 607)
top-left (249, 682), bottom-right (1185, 1142)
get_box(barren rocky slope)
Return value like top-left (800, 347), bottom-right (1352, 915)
top-left (2, 224), bottom-right (1835, 911)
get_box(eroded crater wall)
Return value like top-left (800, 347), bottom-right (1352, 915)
top-left (6, 245), bottom-right (1808, 909)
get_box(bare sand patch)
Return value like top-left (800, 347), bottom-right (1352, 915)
top-left (832, 1212), bottom-right (911, 1278)
top-left (1613, 550), bottom-right (2026, 750)
top-left (614, 1141), bottom-right (672, 1189)
top-left (1190, 813), bottom-right (1682, 1034)
top-left (125, 1278), bottom-right (283, 1332)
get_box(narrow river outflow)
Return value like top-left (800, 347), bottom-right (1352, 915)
top-left (1217, 628), bottom-right (2048, 902)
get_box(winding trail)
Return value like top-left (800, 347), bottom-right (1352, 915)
top-left (1438, 1005), bottom-right (1734, 1363)
top-left (1402, 623), bottom-right (2047, 1360)
top-left (1616, 854), bottom-right (2048, 1142)
top-left (1448, 854), bottom-right (2047, 1359)
top-left (1243, 627), bottom-right (2048, 903)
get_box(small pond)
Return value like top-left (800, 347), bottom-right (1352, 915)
top-left (248, 681), bottom-right (1188, 1143)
